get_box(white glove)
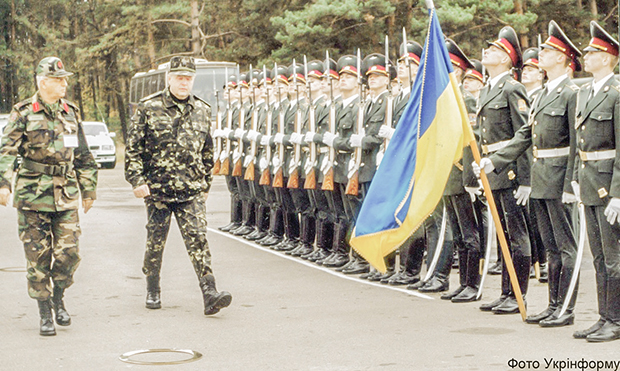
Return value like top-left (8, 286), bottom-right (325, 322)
top-left (304, 132), bottom-right (315, 143)
top-left (350, 133), bottom-right (364, 148)
top-left (571, 181), bottom-right (581, 202)
top-left (472, 158), bottom-right (495, 178)
top-left (274, 133), bottom-right (284, 144)
top-left (212, 129), bottom-right (223, 138)
top-left (514, 185), bottom-right (531, 206)
top-left (247, 130), bottom-right (260, 141)
top-left (260, 135), bottom-right (271, 146)
top-left (290, 132), bottom-right (303, 145)
top-left (234, 128), bottom-right (244, 139)
top-left (605, 198), bottom-right (620, 224)
top-left (464, 186), bottom-right (482, 202)
top-left (323, 132), bottom-right (337, 147)
top-left (222, 128), bottom-right (233, 138)
top-left (378, 125), bottom-right (395, 140)
top-left (561, 192), bottom-right (577, 204)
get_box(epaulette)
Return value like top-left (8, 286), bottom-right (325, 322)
top-left (581, 83), bottom-right (591, 90)
top-left (612, 84), bottom-right (620, 93)
top-left (506, 79), bottom-right (520, 86)
top-left (14, 98), bottom-right (33, 113)
top-left (566, 83), bottom-right (579, 92)
top-left (194, 95), bottom-right (211, 108)
top-left (140, 91), bottom-right (163, 103)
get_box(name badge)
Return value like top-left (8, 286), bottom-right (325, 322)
top-left (63, 134), bottom-right (78, 148)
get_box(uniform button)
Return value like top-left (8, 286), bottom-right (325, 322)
top-left (580, 138), bottom-right (584, 143)
top-left (533, 121), bottom-right (537, 126)
top-left (482, 128), bottom-right (486, 132)
top-left (483, 140), bottom-right (488, 144)
top-left (483, 117), bottom-right (486, 121)
top-left (532, 134), bottom-right (537, 138)
top-left (582, 164), bottom-right (585, 168)
top-left (533, 146), bottom-right (537, 150)
top-left (582, 126), bottom-right (585, 130)
top-left (598, 116), bottom-right (602, 119)
top-left (552, 112), bottom-right (555, 115)
top-left (533, 158), bottom-right (537, 162)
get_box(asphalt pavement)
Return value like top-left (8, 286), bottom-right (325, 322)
top-left (1, 166), bottom-right (618, 370)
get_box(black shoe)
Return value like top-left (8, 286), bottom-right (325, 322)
top-left (145, 275), bottom-right (161, 309)
top-left (259, 235), bottom-right (283, 247)
top-left (246, 230), bottom-right (267, 241)
top-left (273, 239), bottom-right (297, 252)
top-left (492, 297), bottom-right (525, 315)
top-left (230, 225), bottom-right (253, 236)
top-left (488, 261), bottom-right (502, 275)
top-left (323, 254), bottom-right (349, 268)
top-left (341, 261), bottom-right (370, 275)
top-left (525, 306), bottom-right (556, 324)
top-left (200, 275), bottom-right (232, 315)
top-left (52, 286), bottom-right (71, 326)
top-left (480, 295), bottom-right (507, 312)
top-left (586, 322), bottom-right (620, 342)
top-left (359, 270), bottom-right (377, 280)
top-left (539, 312), bottom-right (575, 328)
top-left (219, 222), bottom-right (240, 232)
top-left (375, 271), bottom-right (396, 283)
top-left (367, 271), bottom-right (388, 282)
top-left (418, 277), bottom-right (449, 293)
top-left (387, 272), bottom-right (419, 286)
top-left (574, 319), bottom-right (606, 339)
top-left (316, 252), bottom-right (336, 266)
top-left (441, 285), bottom-right (466, 300)
top-left (407, 280), bottom-right (427, 290)
top-left (335, 258), bottom-right (357, 272)
top-left (38, 299), bottom-right (56, 336)
top-left (290, 243), bottom-right (314, 257)
top-left (451, 286), bottom-right (479, 303)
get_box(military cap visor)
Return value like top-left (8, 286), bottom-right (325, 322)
top-left (522, 48), bottom-right (539, 68)
top-left (488, 26), bottom-right (522, 68)
top-left (583, 21), bottom-right (619, 56)
top-left (541, 20), bottom-right (582, 60)
top-left (446, 39), bottom-right (474, 71)
top-left (36, 57), bottom-right (73, 78)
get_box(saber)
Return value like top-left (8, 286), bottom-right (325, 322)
top-left (477, 204), bottom-right (496, 300)
top-left (557, 202), bottom-right (586, 317)
top-left (424, 203), bottom-right (448, 282)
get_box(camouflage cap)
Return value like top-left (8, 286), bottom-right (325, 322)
top-left (36, 57), bottom-right (73, 78)
top-left (169, 56), bottom-right (196, 76)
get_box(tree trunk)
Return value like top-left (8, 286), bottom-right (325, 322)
top-left (513, 0), bottom-right (529, 48)
top-left (191, 0), bottom-right (201, 57)
top-left (589, 0), bottom-right (598, 17)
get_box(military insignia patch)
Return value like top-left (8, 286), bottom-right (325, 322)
top-left (517, 99), bottom-right (527, 112)
top-left (468, 113), bottom-right (476, 125)
top-left (508, 170), bottom-right (516, 180)
top-left (598, 188), bottom-right (609, 198)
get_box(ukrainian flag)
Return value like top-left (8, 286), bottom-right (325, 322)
top-left (349, 8), bottom-right (475, 273)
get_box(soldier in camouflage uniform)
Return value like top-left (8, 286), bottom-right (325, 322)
top-left (0, 57), bottom-right (98, 336)
top-left (125, 56), bottom-right (232, 316)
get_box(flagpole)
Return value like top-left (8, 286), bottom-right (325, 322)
top-left (422, 0), bottom-right (528, 320)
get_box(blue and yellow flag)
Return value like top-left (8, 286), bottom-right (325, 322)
top-left (349, 8), bottom-right (475, 273)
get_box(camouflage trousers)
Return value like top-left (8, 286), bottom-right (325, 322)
top-left (143, 198), bottom-right (212, 279)
top-left (17, 209), bottom-right (81, 300)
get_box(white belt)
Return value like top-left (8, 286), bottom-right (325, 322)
top-left (579, 149), bottom-right (616, 161)
top-left (533, 146), bottom-right (570, 159)
top-left (482, 140), bottom-right (510, 154)
top-left (319, 147), bottom-right (329, 154)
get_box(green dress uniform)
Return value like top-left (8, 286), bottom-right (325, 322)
top-left (0, 93), bottom-right (97, 300)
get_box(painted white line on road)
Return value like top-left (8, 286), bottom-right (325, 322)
top-left (209, 228), bottom-right (433, 300)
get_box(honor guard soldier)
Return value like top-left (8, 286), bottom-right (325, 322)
top-left (217, 74), bottom-right (244, 233)
top-left (572, 21), bottom-right (620, 342)
top-left (0, 57), bottom-right (98, 336)
top-left (437, 39), bottom-right (483, 301)
top-left (474, 26), bottom-right (533, 315)
top-left (125, 56), bottom-right (232, 316)
top-left (479, 20), bottom-right (581, 325)
top-left (521, 48), bottom-right (545, 101)
top-left (318, 55), bottom-right (360, 268)
top-left (257, 65), bottom-right (290, 247)
top-left (463, 59), bottom-right (486, 101)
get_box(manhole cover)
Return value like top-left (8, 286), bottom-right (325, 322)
top-left (119, 349), bottom-right (202, 365)
top-left (0, 267), bottom-right (26, 273)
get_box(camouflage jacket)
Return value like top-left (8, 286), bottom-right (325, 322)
top-left (0, 93), bottom-right (98, 212)
top-left (125, 88), bottom-right (213, 202)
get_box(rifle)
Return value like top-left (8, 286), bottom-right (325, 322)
top-left (213, 71), bottom-right (223, 175)
top-left (219, 69), bottom-right (232, 175)
top-left (287, 59), bottom-right (301, 189)
top-left (272, 62), bottom-right (285, 188)
top-left (345, 49), bottom-right (363, 196)
top-left (244, 67), bottom-right (257, 181)
top-left (403, 27), bottom-right (413, 91)
top-left (381, 35), bottom-right (394, 158)
top-left (232, 72), bottom-right (246, 177)
top-left (321, 50), bottom-right (336, 191)
top-left (303, 55), bottom-right (317, 190)
top-left (259, 65), bottom-right (273, 186)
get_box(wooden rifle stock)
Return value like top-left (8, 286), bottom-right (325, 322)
top-left (303, 168), bottom-right (316, 190)
top-left (321, 168), bottom-right (334, 191)
top-left (243, 161), bottom-right (255, 181)
top-left (219, 157), bottom-right (230, 176)
top-left (345, 170), bottom-right (359, 196)
top-left (259, 167), bottom-right (271, 186)
top-left (287, 167), bottom-right (299, 189)
top-left (273, 167), bottom-right (284, 188)
top-left (213, 159), bottom-right (221, 175)
top-left (232, 158), bottom-right (243, 177)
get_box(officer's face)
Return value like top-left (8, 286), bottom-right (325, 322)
top-left (40, 77), bottom-right (68, 101)
top-left (482, 46), bottom-right (509, 68)
top-left (538, 48), bottom-right (566, 71)
top-left (168, 74), bottom-right (195, 100)
top-left (584, 51), bottom-right (606, 73)
top-left (397, 59), bottom-right (418, 81)
top-left (521, 66), bottom-right (543, 85)
top-left (229, 87), bottom-right (239, 101)
top-left (463, 77), bottom-right (484, 95)
top-left (338, 73), bottom-right (357, 93)
top-left (367, 73), bottom-right (389, 92)
top-left (390, 80), bottom-right (401, 96)
top-left (308, 76), bottom-right (322, 95)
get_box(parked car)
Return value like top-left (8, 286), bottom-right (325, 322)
top-left (82, 121), bottom-right (117, 169)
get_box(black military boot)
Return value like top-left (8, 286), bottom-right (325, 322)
top-left (291, 216), bottom-right (316, 257)
top-left (52, 286), bottom-right (71, 326)
top-left (322, 221), bottom-right (350, 268)
top-left (220, 195), bottom-right (242, 232)
top-left (200, 275), bottom-right (232, 315)
top-left (527, 255), bottom-right (561, 324)
top-left (246, 204), bottom-right (269, 241)
top-left (493, 255), bottom-right (530, 315)
top-left (145, 275), bottom-right (161, 309)
top-left (231, 201), bottom-right (255, 236)
top-left (587, 277), bottom-right (620, 342)
top-left (38, 299), bottom-right (56, 336)
top-left (258, 207), bottom-right (284, 246)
